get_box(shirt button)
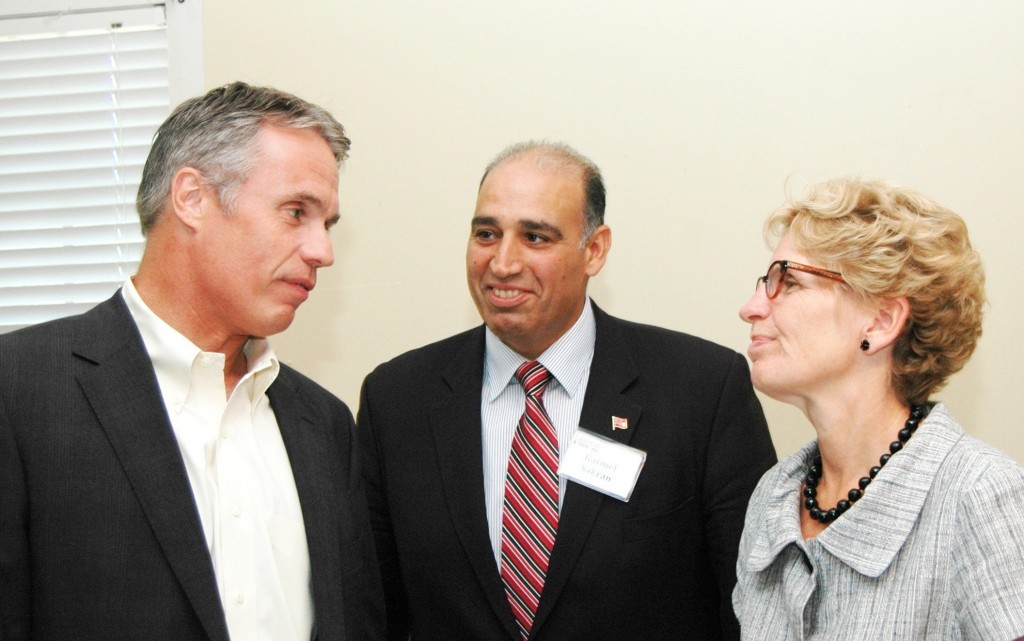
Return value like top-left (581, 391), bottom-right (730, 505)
top-left (235, 592), bottom-right (245, 604)
top-left (231, 506), bottom-right (241, 518)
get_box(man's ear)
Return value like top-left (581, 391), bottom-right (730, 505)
top-left (584, 224), bottom-right (612, 277)
top-left (863, 296), bottom-right (911, 353)
top-left (169, 167), bottom-right (208, 231)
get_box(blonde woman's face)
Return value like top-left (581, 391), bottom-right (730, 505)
top-left (739, 232), bottom-right (870, 408)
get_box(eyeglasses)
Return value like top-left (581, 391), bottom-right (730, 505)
top-left (755, 260), bottom-right (845, 300)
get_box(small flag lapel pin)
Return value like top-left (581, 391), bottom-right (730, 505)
top-left (612, 416), bottom-right (628, 431)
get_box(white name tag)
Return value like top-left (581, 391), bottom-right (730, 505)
top-left (558, 428), bottom-right (646, 502)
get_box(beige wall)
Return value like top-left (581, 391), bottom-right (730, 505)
top-left (203, 1), bottom-right (1024, 462)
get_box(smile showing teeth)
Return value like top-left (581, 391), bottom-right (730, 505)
top-left (492, 288), bottom-right (521, 299)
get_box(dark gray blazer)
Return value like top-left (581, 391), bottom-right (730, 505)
top-left (0, 292), bottom-right (384, 641)
top-left (357, 302), bottom-right (777, 641)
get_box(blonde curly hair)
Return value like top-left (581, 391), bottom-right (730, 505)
top-left (766, 177), bottom-right (985, 406)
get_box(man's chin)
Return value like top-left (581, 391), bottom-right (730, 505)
top-left (482, 314), bottom-right (525, 339)
top-left (255, 309), bottom-right (299, 337)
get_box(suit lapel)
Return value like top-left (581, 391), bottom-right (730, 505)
top-left (532, 305), bottom-right (642, 634)
top-left (75, 295), bottom-right (229, 641)
top-left (268, 371), bottom-right (342, 641)
top-left (429, 329), bottom-right (521, 639)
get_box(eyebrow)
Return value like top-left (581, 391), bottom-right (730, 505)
top-left (290, 191), bottom-right (327, 209)
top-left (470, 216), bottom-right (564, 241)
top-left (288, 191), bottom-right (340, 227)
top-left (519, 219), bottom-right (564, 240)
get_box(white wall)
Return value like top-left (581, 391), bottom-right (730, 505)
top-left (203, 1), bottom-right (1024, 461)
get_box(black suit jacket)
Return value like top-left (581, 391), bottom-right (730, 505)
top-left (357, 302), bottom-right (776, 640)
top-left (0, 293), bottom-right (385, 641)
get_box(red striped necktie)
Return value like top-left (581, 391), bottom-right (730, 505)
top-left (500, 360), bottom-right (559, 641)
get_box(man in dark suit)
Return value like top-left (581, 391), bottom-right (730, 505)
top-left (0, 82), bottom-right (384, 641)
top-left (357, 141), bottom-right (777, 640)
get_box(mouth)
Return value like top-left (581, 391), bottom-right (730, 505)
top-left (285, 276), bottom-right (315, 291)
top-left (492, 288), bottom-right (521, 299)
top-left (483, 284), bottom-right (529, 308)
top-left (747, 334), bottom-right (773, 353)
top-left (282, 277), bottom-right (315, 302)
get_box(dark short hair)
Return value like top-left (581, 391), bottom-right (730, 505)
top-left (480, 140), bottom-right (605, 242)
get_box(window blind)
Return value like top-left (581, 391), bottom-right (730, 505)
top-left (0, 7), bottom-right (169, 334)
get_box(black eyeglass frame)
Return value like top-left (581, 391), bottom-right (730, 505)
top-left (755, 260), bottom-right (845, 300)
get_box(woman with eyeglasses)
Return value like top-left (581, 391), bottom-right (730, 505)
top-left (732, 177), bottom-right (1024, 640)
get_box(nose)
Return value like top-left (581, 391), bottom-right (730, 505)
top-left (489, 237), bottom-right (522, 278)
top-left (739, 286), bottom-right (769, 324)
top-left (303, 226), bottom-right (335, 268)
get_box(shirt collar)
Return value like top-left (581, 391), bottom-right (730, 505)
top-left (743, 441), bottom-right (815, 572)
top-left (241, 337), bottom-right (280, 405)
top-left (483, 298), bottom-right (596, 401)
top-left (745, 403), bottom-right (964, 578)
top-left (121, 278), bottom-right (280, 413)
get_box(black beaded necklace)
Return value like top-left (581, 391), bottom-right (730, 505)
top-left (803, 404), bottom-right (928, 524)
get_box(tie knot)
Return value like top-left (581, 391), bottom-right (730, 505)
top-left (515, 360), bottom-right (552, 399)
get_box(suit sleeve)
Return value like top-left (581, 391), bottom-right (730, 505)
top-left (356, 374), bottom-right (411, 641)
top-left (701, 353), bottom-right (776, 640)
top-left (955, 460), bottom-right (1024, 640)
top-left (0, 388), bottom-right (30, 641)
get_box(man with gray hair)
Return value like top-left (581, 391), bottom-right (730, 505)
top-left (357, 141), bottom-right (776, 640)
top-left (0, 82), bottom-right (384, 641)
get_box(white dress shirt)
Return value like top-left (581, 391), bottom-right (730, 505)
top-left (122, 279), bottom-right (313, 641)
top-left (481, 299), bottom-right (596, 565)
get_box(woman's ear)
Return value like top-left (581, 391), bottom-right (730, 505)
top-left (863, 296), bottom-right (911, 353)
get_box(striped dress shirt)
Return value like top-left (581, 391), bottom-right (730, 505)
top-left (481, 300), bottom-right (596, 566)
top-left (733, 403), bottom-right (1024, 640)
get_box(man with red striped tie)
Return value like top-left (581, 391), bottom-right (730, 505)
top-left (357, 140), bottom-right (776, 640)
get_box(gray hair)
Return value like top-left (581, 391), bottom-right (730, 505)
top-left (479, 140), bottom-right (606, 243)
top-left (136, 81), bottom-right (350, 234)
